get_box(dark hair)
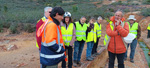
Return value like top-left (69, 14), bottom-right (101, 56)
top-left (50, 7), bottom-right (65, 17)
top-left (62, 17), bottom-right (73, 24)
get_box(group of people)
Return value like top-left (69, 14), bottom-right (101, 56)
top-left (36, 7), bottom-right (102, 68)
top-left (36, 6), bottom-right (143, 68)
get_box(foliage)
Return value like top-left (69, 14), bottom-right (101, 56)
top-left (141, 8), bottom-right (150, 17)
top-left (9, 23), bottom-right (18, 34)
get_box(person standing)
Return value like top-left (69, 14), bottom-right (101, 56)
top-left (147, 23), bottom-right (150, 38)
top-left (86, 17), bottom-right (97, 61)
top-left (61, 12), bottom-right (76, 68)
top-left (36, 7), bottom-right (52, 50)
top-left (124, 15), bottom-right (141, 63)
top-left (92, 16), bottom-right (102, 57)
top-left (73, 16), bottom-right (87, 67)
top-left (104, 10), bottom-right (129, 68)
top-left (38, 7), bottom-right (66, 68)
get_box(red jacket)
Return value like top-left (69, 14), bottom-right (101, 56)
top-left (36, 17), bottom-right (46, 50)
top-left (106, 16), bottom-right (129, 54)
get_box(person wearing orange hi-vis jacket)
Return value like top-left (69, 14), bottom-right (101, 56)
top-left (37, 7), bottom-right (67, 68)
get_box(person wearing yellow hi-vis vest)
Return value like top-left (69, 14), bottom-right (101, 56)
top-left (124, 15), bottom-right (141, 63)
top-left (36, 7), bottom-right (52, 50)
top-left (86, 17), bottom-right (97, 61)
top-left (104, 10), bottom-right (129, 68)
top-left (92, 16), bottom-right (102, 57)
top-left (147, 23), bottom-right (150, 38)
top-left (73, 16), bottom-right (87, 67)
top-left (61, 12), bottom-right (76, 68)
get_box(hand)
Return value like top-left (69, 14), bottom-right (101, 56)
top-left (116, 20), bottom-right (121, 26)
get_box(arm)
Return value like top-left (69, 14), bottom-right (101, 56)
top-left (137, 24), bottom-right (141, 39)
top-left (116, 22), bottom-right (129, 37)
top-left (106, 24), bottom-right (118, 37)
top-left (69, 24), bottom-right (76, 46)
top-left (45, 24), bottom-right (65, 53)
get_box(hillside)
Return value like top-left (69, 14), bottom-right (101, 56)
top-left (0, 0), bottom-right (150, 68)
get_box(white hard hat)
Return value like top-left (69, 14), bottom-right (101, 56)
top-left (123, 33), bottom-right (136, 43)
top-left (127, 15), bottom-right (136, 20)
top-left (64, 12), bottom-right (71, 17)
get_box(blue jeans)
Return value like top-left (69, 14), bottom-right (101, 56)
top-left (108, 51), bottom-right (125, 68)
top-left (86, 41), bottom-right (94, 58)
top-left (125, 39), bottom-right (137, 59)
top-left (73, 41), bottom-right (85, 62)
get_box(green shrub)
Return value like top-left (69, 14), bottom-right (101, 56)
top-left (72, 5), bottom-right (78, 12)
top-left (23, 23), bottom-right (35, 33)
top-left (141, 8), bottom-right (150, 17)
top-left (9, 23), bottom-right (18, 34)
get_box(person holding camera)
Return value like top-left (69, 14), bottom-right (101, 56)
top-left (86, 17), bottom-right (97, 61)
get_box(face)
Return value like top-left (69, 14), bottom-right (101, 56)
top-left (97, 18), bottom-right (102, 24)
top-left (45, 8), bottom-right (52, 18)
top-left (115, 11), bottom-right (122, 21)
top-left (65, 17), bottom-right (70, 23)
top-left (89, 19), bottom-right (95, 24)
top-left (80, 17), bottom-right (86, 24)
top-left (129, 19), bottom-right (135, 24)
top-left (54, 13), bottom-right (64, 23)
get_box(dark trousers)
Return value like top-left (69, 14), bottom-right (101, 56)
top-left (108, 51), bottom-right (125, 68)
top-left (92, 37), bottom-right (100, 54)
top-left (147, 30), bottom-right (150, 38)
top-left (62, 46), bottom-right (73, 68)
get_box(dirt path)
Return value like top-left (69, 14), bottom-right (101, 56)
top-left (0, 32), bottom-right (40, 68)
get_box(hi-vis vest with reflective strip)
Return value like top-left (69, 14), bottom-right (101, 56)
top-left (61, 23), bottom-right (73, 46)
top-left (103, 21), bottom-right (114, 46)
top-left (95, 22), bottom-right (101, 37)
top-left (36, 16), bottom-right (47, 48)
top-left (40, 20), bottom-right (66, 65)
top-left (75, 21), bottom-right (87, 41)
top-left (147, 23), bottom-right (150, 30)
top-left (103, 21), bottom-right (127, 49)
top-left (86, 23), bottom-right (97, 43)
top-left (127, 22), bottom-right (138, 38)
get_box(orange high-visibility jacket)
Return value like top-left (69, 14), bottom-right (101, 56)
top-left (40, 17), bottom-right (66, 66)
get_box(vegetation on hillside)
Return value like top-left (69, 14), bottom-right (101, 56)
top-left (0, 0), bottom-right (150, 34)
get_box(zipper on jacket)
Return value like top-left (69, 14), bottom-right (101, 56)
top-left (114, 36), bottom-right (116, 53)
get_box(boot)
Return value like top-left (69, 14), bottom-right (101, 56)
top-left (73, 60), bottom-right (77, 67)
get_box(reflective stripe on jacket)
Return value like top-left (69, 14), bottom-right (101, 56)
top-left (75, 21), bottom-right (87, 41)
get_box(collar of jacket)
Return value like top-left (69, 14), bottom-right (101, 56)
top-left (50, 16), bottom-right (60, 26)
top-left (79, 20), bottom-right (83, 26)
top-left (110, 16), bottom-right (125, 23)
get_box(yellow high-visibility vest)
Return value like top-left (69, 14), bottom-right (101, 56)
top-left (75, 21), bottom-right (87, 41)
top-left (95, 22), bottom-right (101, 37)
top-left (61, 23), bottom-right (73, 46)
top-left (86, 23), bottom-right (97, 43)
top-left (127, 22), bottom-right (138, 38)
top-left (147, 23), bottom-right (150, 30)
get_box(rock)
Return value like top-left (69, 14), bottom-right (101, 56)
top-left (7, 45), bottom-right (18, 51)
top-left (16, 63), bottom-right (28, 68)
